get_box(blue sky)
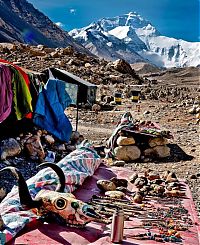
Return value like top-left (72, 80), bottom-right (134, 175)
top-left (29, 0), bottom-right (199, 42)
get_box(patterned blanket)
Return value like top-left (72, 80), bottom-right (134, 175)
top-left (0, 143), bottom-right (101, 244)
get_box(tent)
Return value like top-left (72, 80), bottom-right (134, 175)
top-left (42, 67), bottom-right (97, 106)
top-left (0, 60), bottom-right (97, 142)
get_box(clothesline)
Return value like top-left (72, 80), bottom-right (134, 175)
top-left (0, 59), bottom-right (76, 143)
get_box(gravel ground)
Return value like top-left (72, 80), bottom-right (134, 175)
top-left (72, 100), bottom-right (200, 218)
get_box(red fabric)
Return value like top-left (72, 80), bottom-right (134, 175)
top-left (8, 165), bottom-right (200, 245)
top-left (0, 59), bottom-right (32, 119)
top-left (0, 59), bottom-right (30, 87)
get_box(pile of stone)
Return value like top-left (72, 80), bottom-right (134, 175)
top-left (188, 98), bottom-right (200, 124)
top-left (0, 129), bottom-right (84, 163)
top-left (113, 128), bottom-right (171, 162)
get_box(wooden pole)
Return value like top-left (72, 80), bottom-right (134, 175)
top-left (75, 86), bottom-right (79, 131)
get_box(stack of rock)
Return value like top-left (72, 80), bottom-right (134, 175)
top-left (113, 134), bottom-right (170, 162)
top-left (114, 136), bottom-right (141, 162)
top-left (188, 98), bottom-right (200, 124)
top-left (143, 137), bottom-right (170, 159)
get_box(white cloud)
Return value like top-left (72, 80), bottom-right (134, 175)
top-left (55, 22), bottom-right (65, 28)
top-left (69, 8), bottom-right (76, 14)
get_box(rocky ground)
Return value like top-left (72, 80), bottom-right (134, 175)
top-left (0, 43), bottom-right (199, 221)
top-left (68, 99), bottom-right (200, 218)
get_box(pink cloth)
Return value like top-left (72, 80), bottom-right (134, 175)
top-left (0, 64), bottom-right (13, 123)
top-left (9, 165), bottom-right (200, 245)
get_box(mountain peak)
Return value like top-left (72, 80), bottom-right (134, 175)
top-left (124, 11), bottom-right (145, 24)
top-left (69, 12), bottom-right (200, 68)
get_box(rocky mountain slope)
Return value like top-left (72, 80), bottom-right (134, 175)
top-left (69, 12), bottom-right (200, 68)
top-left (1, 42), bottom-right (199, 103)
top-left (0, 0), bottom-right (89, 53)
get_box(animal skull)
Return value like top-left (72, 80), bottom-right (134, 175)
top-left (0, 163), bottom-right (102, 227)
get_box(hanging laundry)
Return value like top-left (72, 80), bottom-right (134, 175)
top-left (0, 59), bottom-right (33, 119)
top-left (11, 67), bottom-right (33, 120)
top-left (0, 64), bottom-right (13, 123)
top-left (33, 79), bottom-right (72, 142)
top-left (0, 59), bottom-right (30, 87)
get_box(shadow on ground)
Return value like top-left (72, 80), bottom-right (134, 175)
top-left (159, 143), bottom-right (194, 163)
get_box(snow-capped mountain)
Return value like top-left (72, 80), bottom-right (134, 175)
top-left (69, 12), bottom-right (200, 68)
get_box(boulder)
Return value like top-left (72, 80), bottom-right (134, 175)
top-left (37, 45), bottom-right (45, 50)
top-left (85, 63), bottom-right (92, 68)
top-left (44, 47), bottom-right (55, 53)
top-left (149, 137), bottom-right (168, 147)
top-left (54, 144), bottom-right (66, 151)
top-left (24, 135), bottom-right (45, 161)
top-left (29, 48), bottom-right (46, 57)
top-left (144, 145), bottom-right (170, 158)
top-left (112, 59), bottom-right (134, 75)
top-left (114, 145), bottom-right (141, 161)
top-left (50, 51), bottom-right (60, 58)
top-left (0, 43), bottom-right (17, 51)
top-left (62, 46), bottom-right (75, 55)
top-left (117, 136), bottom-right (135, 146)
top-left (0, 138), bottom-right (21, 160)
top-left (57, 60), bottom-right (65, 66)
top-left (109, 74), bottom-right (123, 83)
top-left (44, 135), bottom-right (55, 145)
top-left (70, 131), bottom-right (80, 144)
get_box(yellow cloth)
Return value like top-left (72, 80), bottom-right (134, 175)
top-left (11, 67), bottom-right (33, 120)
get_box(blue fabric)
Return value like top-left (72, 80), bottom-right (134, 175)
top-left (33, 79), bottom-right (72, 142)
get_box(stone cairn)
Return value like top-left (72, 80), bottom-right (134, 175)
top-left (188, 97), bottom-right (200, 124)
top-left (112, 127), bottom-right (171, 163)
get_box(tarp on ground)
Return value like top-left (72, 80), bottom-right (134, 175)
top-left (4, 164), bottom-right (200, 245)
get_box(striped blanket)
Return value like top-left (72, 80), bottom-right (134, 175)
top-left (0, 143), bottom-right (101, 244)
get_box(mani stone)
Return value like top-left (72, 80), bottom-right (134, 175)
top-left (144, 145), bottom-right (170, 158)
top-left (114, 145), bottom-right (141, 162)
top-left (0, 138), bottom-right (21, 160)
top-left (117, 136), bottom-right (135, 146)
top-left (148, 137), bottom-right (168, 147)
